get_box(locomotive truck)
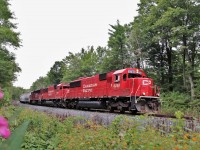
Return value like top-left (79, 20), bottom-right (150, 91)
top-left (21, 68), bottom-right (161, 113)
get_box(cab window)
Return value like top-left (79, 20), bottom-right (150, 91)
top-left (115, 74), bottom-right (120, 82)
top-left (123, 74), bottom-right (127, 81)
top-left (128, 73), bottom-right (142, 78)
top-left (63, 86), bottom-right (69, 89)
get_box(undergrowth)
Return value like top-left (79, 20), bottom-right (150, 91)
top-left (161, 92), bottom-right (200, 118)
top-left (0, 106), bottom-right (200, 150)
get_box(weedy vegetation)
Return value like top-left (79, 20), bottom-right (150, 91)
top-left (0, 106), bottom-right (200, 150)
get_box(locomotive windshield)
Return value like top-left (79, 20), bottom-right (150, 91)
top-left (128, 73), bottom-right (142, 78)
top-left (63, 85), bottom-right (69, 89)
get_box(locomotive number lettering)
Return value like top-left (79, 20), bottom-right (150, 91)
top-left (48, 90), bottom-right (54, 96)
top-left (113, 83), bottom-right (120, 88)
top-left (83, 89), bottom-right (93, 93)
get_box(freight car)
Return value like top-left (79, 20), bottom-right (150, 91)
top-left (19, 92), bottom-right (31, 103)
top-left (23, 68), bottom-right (161, 113)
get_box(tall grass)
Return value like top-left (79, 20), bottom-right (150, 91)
top-left (0, 106), bottom-right (199, 150)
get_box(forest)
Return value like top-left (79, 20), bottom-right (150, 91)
top-left (0, 0), bottom-right (200, 113)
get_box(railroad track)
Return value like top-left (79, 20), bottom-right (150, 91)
top-left (15, 102), bottom-right (200, 132)
top-left (16, 101), bottom-right (198, 121)
top-left (147, 113), bottom-right (195, 121)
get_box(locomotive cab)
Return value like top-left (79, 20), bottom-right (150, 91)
top-left (111, 68), bottom-right (149, 96)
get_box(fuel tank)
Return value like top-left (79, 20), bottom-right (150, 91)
top-left (77, 101), bottom-right (106, 109)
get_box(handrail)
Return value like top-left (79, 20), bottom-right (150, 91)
top-left (130, 79), bottom-right (134, 101)
top-left (135, 85), bottom-right (141, 103)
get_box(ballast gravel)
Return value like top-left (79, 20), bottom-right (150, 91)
top-left (17, 102), bottom-right (200, 133)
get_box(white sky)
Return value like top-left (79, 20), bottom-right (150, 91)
top-left (9, 0), bottom-right (140, 89)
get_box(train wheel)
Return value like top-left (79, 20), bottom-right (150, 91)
top-left (67, 104), bottom-right (71, 109)
top-left (76, 105), bottom-right (81, 110)
top-left (53, 100), bottom-right (58, 107)
top-left (41, 100), bottom-right (46, 106)
top-left (131, 110), bottom-right (137, 115)
top-left (120, 107), bottom-right (125, 114)
top-left (61, 101), bottom-right (66, 108)
top-left (156, 102), bottom-right (161, 113)
top-left (108, 106), bottom-right (114, 113)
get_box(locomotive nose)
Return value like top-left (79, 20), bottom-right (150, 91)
top-left (132, 78), bottom-right (153, 97)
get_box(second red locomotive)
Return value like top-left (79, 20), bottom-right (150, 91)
top-left (29, 68), bottom-right (160, 113)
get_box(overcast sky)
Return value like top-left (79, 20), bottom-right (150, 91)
top-left (10, 0), bottom-right (140, 89)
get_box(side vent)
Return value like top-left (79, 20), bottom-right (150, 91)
top-left (70, 81), bottom-right (81, 88)
top-left (42, 88), bottom-right (48, 92)
top-left (33, 89), bottom-right (40, 94)
top-left (99, 73), bottom-right (107, 81)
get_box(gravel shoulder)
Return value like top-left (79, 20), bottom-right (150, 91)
top-left (17, 102), bottom-right (200, 132)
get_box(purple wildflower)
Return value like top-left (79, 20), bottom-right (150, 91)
top-left (0, 91), bottom-right (3, 99)
top-left (0, 116), bottom-right (11, 139)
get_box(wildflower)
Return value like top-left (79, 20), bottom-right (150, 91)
top-left (0, 116), bottom-right (11, 139)
top-left (184, 134), bottom-right (189, 140)
top-left (174, 146), bottom-right (179, 150)
top-left (192, 137), bottom-right (197, 142)
top-left (0, 90), bottom-right (4, 99)
top-left (172, 137), bottom-right (177, 142)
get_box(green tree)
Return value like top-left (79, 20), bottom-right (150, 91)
top-left (0, 50), bottom-right (21, 86)
top-left (7, 86), bottom-right (27, 100)
top-left (47, 61), bottom-right (65, 84)
top-left (149, 0), bottom-right (200, 98)
top-left (129, 0), bottom-right (200, 98)
top-left (62, 52), bottom-right (83, 82)
top-left (128, 0), bottom-right (167, 86)
top-left (62, 46), bottom-right (99, 82)
top-left (166, 0), bottom-right (200, 99)
top-left (0, 0), bottom-right (21, 87)
top-left (127, 23), bottom-right (142, 69)
top-left (105, 20), bottom-right (130, 71)
top-left (30, 76), bottom-right (50, 91)
top-left (95, 46), bottom-right (108, 73)
top-left (79, 46), bottom-right (97, 76)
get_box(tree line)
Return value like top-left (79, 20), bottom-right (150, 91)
top-left (0, 0), bottom-right (27, 105)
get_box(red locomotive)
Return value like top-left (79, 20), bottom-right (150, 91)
top-left (28, 68), bottom-right (160, 113)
